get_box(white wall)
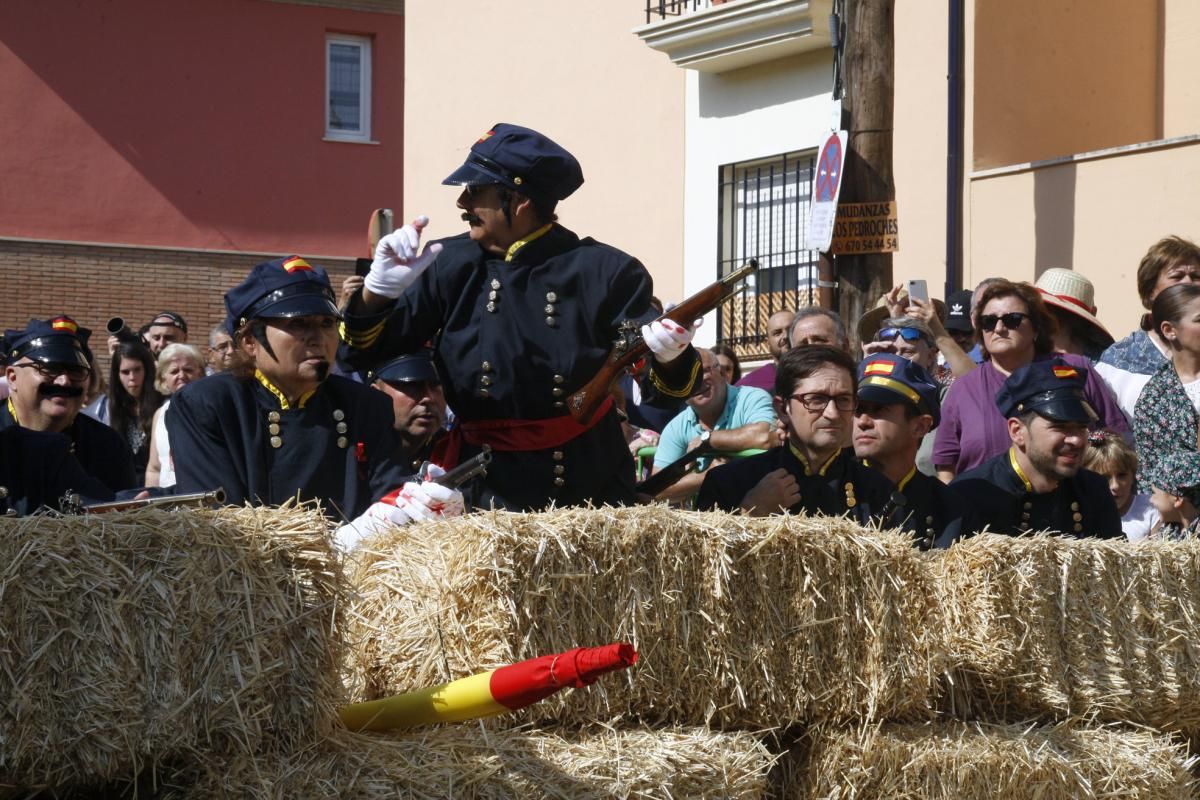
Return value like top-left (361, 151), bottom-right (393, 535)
top-left (683, 49), bottom-right (836, 347)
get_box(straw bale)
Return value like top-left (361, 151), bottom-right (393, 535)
top-left (938, 533), bottom-right (1200, 731)
top-left (779, 720), bottom-right (1195, 799)
top-left (344, 506), bottom-right (941, 728)
top-left (178, 724), bottom-right (773, 800)
top-left (0, 505), bottom-right (346, 791)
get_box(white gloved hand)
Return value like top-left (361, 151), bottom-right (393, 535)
top-left (334, 500), bottom-right (412, 552)
top-left (363, 215), bottom-right (445, 299)
top-left (641, 318), bottom-right (702, 363)
top-left (333, 474), bottom-right (465, 552)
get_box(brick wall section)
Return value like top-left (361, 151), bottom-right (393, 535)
top-left (263, 0), bottom-right (403, 14)
top-left (1, 239), bottom-right (357, 377)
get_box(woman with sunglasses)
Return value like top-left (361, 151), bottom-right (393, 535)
top-left (931, 279), bottom-right (1127, 482)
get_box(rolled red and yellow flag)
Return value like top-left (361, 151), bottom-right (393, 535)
top-left (339, 643), bottom-right (638, 732)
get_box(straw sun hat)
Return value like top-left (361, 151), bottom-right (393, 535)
top-left (1034, 268), bottom-right (1112, 344)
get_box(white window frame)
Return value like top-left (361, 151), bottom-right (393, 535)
top-left (325, 33), bottom-right (372, 143)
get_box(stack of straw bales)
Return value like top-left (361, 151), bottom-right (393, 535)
top-left (0, 505), bottom-right (346, 794)
top-left (345, 506), bottom-right (942, 728)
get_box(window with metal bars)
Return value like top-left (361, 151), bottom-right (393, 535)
top-left (716, 149), bottom-right (820, 362)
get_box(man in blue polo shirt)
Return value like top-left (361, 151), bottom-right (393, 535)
top-left (650, 348), bottom-right (776, 500)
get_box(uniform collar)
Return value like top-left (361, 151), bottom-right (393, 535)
top-left (1007, 446), bottom-right (1034, 492)
top-left (255, 369), bottom-right (316, 410)
top-left (789, 442), bottom-right (840, 476)
top-left (504, 223), bottom-right (554, 262)
top-left (5, 397), bottom-right (19, 426)
top-left (863, 458), bottom-right (917, 492)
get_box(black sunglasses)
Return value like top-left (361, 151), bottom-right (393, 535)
top-left (877, 327), bottom-right (926, 343)
top-left (979, 312), bottom-right (1030, 332)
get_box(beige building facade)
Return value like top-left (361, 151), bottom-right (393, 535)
top-left (404, 1), bottom-right (1200, 352)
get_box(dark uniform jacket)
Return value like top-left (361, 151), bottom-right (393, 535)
top-left (952, 448), bottom-right (1123, 538)
top-left (167, 372), bottom-right (411, 520)
top-left (696, 445), bottom-right (893, 525)
top-left (0, 400), bottom-right (136, 494)
top-left (0, 426), bottom-right (115, 515)
top-left (876, 466), bottom-right (975, 549)
top-left (343, 225), bottom-right (700, 511)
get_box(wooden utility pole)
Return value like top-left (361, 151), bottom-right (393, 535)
top-left (837, 0), bottom-right (895, 346)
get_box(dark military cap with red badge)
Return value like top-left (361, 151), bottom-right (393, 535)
top-left (442, 123), bottom-right (584, 204)
top-left (224, 256), bottom-right (342, 336)
top-left (856, 353), bottom-right (942, 427)
top-left (4, 316), bottom-right (92, 368)
top-left (996, 358), bottom-right (1098, 423)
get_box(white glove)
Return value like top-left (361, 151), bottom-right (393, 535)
top-left (641, 318), bottom-right (702, 363)
top-left (333, 471), bottom-right (464, 551)
top-left (363, 215), bottom-right (445, 299)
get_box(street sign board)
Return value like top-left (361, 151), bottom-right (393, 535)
top-left (807, 130), bottom-right (847, 252)
top-left (830, 201), bottom-right (900, 255)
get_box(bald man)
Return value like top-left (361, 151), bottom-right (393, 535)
top-left (737, 309), bottom-right (794, 391)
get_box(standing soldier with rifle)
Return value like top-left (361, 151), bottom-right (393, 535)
top-left (344, 123), bottom-right (704, 511)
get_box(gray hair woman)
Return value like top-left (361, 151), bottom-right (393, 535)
top-left (145, 343), bottom-right (205, 488)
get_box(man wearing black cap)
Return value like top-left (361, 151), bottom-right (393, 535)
top-left (943, 289), bottom-right (976, 357)
top-left (143, 311), bottom-right (188, 356)
top-left (168, 257), bottom-right (457, 529)
top-left (2, 316), bottom-right (137, 494)
top-left (853, 354), bottom-right (973, 548)
top-left (343, 123), bottom-right (701, 511)
top-left (367, 350), bottom-right (447, 473)
top-left (696, 345), bottom-right (892, 521)
top-left (951, 359), bottom-right (1122, 538)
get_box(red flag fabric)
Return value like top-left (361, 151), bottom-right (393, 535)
top-left (488, 643), bottom-right (638, 711)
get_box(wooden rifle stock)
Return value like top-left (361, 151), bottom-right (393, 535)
top-left (567, 260), bottom-right (758, 424)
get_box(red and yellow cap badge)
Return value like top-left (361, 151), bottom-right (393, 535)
top-left (281, 256), bottom-right (313, 274)
top-left (50, 316), bottom-right (78, 334)
top-left (1053, 365), bottom-right (1078, 379)
top-left (864, 360), bottom-right (896, 376)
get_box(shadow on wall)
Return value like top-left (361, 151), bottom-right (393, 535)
top-left (1033, 161), bottom-right (1076, 277)
top-left (697, 50), bottom-right (832, 120)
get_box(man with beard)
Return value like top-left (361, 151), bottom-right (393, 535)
top-left (366, 350), bottom-right (448, 473)
top-left (852, 354), bottom-right (973, 548)
top-left (696, 345), bottom-right (891, 521)
top-left (2, 316), bottom-right (136, 494)
top-left (736, 310), bottom-right (793, 391)
top-left (951, 359), bottom-right (1122, 537)
top-left (168, 257), bottom-right (461, 531)
top-left (649, 348), bottom-right (775, 501)
top-left (343, 123), bottom-right (700, 511)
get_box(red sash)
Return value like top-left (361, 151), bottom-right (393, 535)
top-left (431, 395), bottom-right (615, 469)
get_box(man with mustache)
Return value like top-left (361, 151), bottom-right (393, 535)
top-left (366, 350), bottom-right (447, 473)
top-left (696, 345), bottom-right (891, 521)
top-left (951, 359), bottom-right (1122, 537)
top-left (168, 257), bottom-right (460, 532)
top-left (2, 316), bottom-right (136, 494)
top-left (343, 123), bottom-right (700, 511)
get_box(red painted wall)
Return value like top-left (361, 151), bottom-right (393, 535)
top-left (0, 0), bottom-right (403, 257)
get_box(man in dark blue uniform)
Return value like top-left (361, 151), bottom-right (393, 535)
top-left (852, 353), bottom-right (974, 548)
top-left (168, 257), bottom-right (459, 532)
top-left (696, 345), bottom-right (892, 522)
top-left (0, 426), bottom-right (114, 515)
top-left (2, 316), bottom-right (136, 494)
top-left (344, 123), bottom-right (700, 511)
top-left (952, 358), bottom-right (1122, 538)
top-left (365, 350), bottom-right (447, 473)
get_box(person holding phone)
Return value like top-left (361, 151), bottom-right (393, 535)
top-left (931, 280), bottom-right (1127, 482)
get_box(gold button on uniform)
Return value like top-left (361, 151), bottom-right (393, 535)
top-left (546, 291), bottom-right (558, 303)
top-left (337, 436), bottom-right (348, 449)
top-left (553, 374), bottom-right (565, 384)
top-left (481, 376), bottom-right (493, 386)
top-left (489, 290), bottom-right (499, 301)
top-left (336, 422), bottom-right (348, 434)
top-left (551, 387), bottom-right (563, 397)
top-left (487, 302), bottom-right (497, 313)
top-left (268, 411), bottom-right (281, 423)
top-left (491, 278), bottom-right (501, 290)
top-left (482, 361), bottom-right (492, 371)
top-left (546, 317), bottom-right (558, 327)
top-left (333, 410), bottom-right (345, 421)
top-left (553, 477), bottom-right (565, 487)
top-left (268, 423), bottom-right (280, 435)
top-left (554, 401), bottom-right (565, 409)
top-left (270, 436), bottom-right (283, 449)
top-left (480, 388), bottom-right (490, 398)
top-left (553, 465), bottom-right (565, 476)
top-left (552, 451), bottom-right (564, 461)
top-left (544, 304), bottom-right (555, 315)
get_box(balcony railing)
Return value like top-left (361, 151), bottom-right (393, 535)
top-left (644, 0), bottom-right (720, 25)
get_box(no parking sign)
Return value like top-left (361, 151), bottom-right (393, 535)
top-left (807, 130), bottom-right (847, 252)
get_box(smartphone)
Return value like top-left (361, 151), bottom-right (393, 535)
top-left (906, 279), bottom-right (929, 304)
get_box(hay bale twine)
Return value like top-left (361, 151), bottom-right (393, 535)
top-left (0, 505), bottom-right (346, 790)
top-left (345, 506), bottom-right (941, 728)
top-left (938, 533), bottom-right (1200, 731)
top-left (779, 720), bottom-right (1195, 799)
top-left (176, 725), bottom-right (774, 799)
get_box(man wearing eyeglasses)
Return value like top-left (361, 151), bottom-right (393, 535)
top-left (852, 353), bottom-right (974, 548)
top-left (2, 316), bottom-right (137, 494)
top-left (951, 359), bottom-right (1122, 538)
top-left (342, 123), bottom-right (700, 511)
top-left (366, 350), bottom-right (448, 474)
top-left (696, 345), bottom-right (891, 519)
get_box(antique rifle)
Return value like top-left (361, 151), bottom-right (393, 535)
top-left (567, 260), bottom-right (758, 425)
top-left (78, 488), bottom-right (227, 514)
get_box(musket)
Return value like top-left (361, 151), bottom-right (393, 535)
top-left (567, 260), bottom-right (758, 425)
top-left (634, 443), bottom-right (718, 498)
top-left (78, 488), bottom-right (227, 514)
top-left (424, 446), bottom-right (491, 490)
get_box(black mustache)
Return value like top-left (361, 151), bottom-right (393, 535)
top-left (461, 212), bottom-right (481, 224)
top-left (39, 385), bottom-right (84, 399)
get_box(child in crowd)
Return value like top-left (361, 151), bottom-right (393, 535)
top-left (1083, 431), bottom-right (1160, 540)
